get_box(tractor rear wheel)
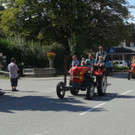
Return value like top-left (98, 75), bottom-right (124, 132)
top-left (86, 84), bottom-right (95, 100)
top-left (97, 75), bottom-right (107, 96)
top-left (56, 82), bottom-right (65, 99)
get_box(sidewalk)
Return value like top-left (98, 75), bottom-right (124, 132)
top-left (108, 72), bottom-right (128, 79)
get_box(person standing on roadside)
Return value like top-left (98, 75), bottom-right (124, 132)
top-left (8, 58), bottom-right (19, 91)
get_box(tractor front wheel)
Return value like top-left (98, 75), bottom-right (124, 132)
top-left (56, 82), bottom-right (65, 99)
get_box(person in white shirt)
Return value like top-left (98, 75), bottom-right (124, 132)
top-left (81, 58), bottom-right (85, 66)
top-left (8, 58), bottom-right (19, 91)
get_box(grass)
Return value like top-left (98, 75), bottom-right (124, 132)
top-left (0, 76), bottom-right (9, 79)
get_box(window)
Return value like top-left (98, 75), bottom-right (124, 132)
top-left (130, 42), bottom-right (135, 47)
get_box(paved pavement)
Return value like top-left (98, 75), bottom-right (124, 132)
top-left (0, 72), bottom-right (135, 135)
top-left (0, 76), bottom-right (63, 101)
top-left (0, 72), bottom-right (128, 102)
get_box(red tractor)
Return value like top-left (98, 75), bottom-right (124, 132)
top-left (127, 63), bottom-right (135, 80)
top-left (56, 65), bottom-right (107, 100)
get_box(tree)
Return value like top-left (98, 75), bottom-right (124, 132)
top-left (0, 5), bottom-right (5, 36)
top-left (0, 0), bottom-right (133, 55)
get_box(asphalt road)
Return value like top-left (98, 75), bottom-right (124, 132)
top-left (0, 72), bottom-right (135, 135)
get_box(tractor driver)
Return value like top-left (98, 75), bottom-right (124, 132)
top-left (85, 54), bottom-right (96, 68)
top-left (85, 54), bottom-right (96, 73)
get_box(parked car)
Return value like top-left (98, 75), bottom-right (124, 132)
top-left (113, 60), bottom-right (128, 67)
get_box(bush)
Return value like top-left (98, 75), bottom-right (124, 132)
top-left (113, 66), bottom-right (129, 71)
top-left (0, 36), bottom-right (66, 72)
top-left (0, 36), bottom-right (48, 68)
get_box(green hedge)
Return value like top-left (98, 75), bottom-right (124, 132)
top-left (113, 66), bottom-right (129, 71)
top-left (0, 36), bottom-right (66, 71)
top-left (0, 37), bottom-right (48, 68)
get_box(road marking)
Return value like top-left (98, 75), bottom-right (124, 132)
top-left (79, 90), bottom-right (134, 116)
top-left (120, 90), bottom-right (133, 95)
top-left (79, 102), bottom-right (106, 116)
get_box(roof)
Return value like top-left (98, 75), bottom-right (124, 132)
top-left (107, 47), bottom-right (135, 54)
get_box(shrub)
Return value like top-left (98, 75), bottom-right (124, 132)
top-left (113, 66), bottom-right (129, 71)
top-left (0, 36), bottom-right (48, 68)
top-left (0, 36), bottom-right (66, 71)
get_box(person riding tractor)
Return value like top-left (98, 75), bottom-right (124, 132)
top-left (128, 56), bottom-right (135, 80)
top-left (56, 51), bottom-right (107, 100)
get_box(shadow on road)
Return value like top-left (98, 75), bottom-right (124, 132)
top-left (0, 92), bottom-right (135, 113)
top-left (0, 94), bottom-right (106, 113)
top-left (92, 93), bottom-right (135, 101)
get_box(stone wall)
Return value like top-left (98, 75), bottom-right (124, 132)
top-left (23, 68), bottom-right (56, 77)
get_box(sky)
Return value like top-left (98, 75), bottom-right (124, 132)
top-left (127, 0), bottom-right (135, 23)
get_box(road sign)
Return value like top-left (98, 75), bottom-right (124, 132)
top-left (109, 47), bottom-right (115, 53)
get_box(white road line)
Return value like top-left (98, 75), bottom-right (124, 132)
top-left (120, 90), bottom-right (133, 95)
top-left (80, 102), bottom-right (106, 116)
top-left (79, 90), bottom-right (134, 116)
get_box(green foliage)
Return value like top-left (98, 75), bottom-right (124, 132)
top-left (112, 60), bottom-right (129, 71)
top-left (69, 33), bottom-right (76, 56)
top-left (113, 66), bottom-right (129, 71)
top-left (0, 36), bottom-right (48, 67)
top-left (0, 36), bottom-right (66, 69)
top-left (0, 0), bottom-right (134, 67)
top-left (0, 1), bottom-right (132, 44)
